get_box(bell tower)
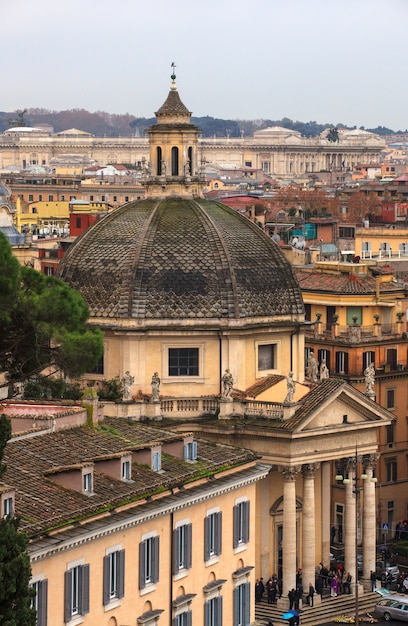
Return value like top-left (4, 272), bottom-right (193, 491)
top-left (142, 64), bottom-right (205, 197)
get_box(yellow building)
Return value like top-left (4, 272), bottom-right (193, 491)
top-left (297, 260), bottom-right (408, 533)
top-left (355, 225), bottom-right (408, 261)
top-left (2, 406), bottom-right (267, 626)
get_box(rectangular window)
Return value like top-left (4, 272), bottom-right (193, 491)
top-left (90, 195), bottom-right (94, 201)
top-left (174, 611), bottom-right (192, 626)
top-left (233, 582), bottom-right (250, 626)
top-left (183, 441), bottom-right (197, 461)
top-left (386, 460), bottom-right (397, 482)
top-left (261, 161), bottom-right (270, 174)
top-left (363, 351), bottom-right (375, 373)
top-left (335, 351), bottom-right (349, 374)
top-left (3, 497), bottom-right (13, 518)
top-left (173, 523), bottom-right (192, 574)
top-left (399, 243), bottom-right (408, 256)
top-left (89, 355), bottom-right (104, 375)
top-left (38, 194), bottom-right (43, 201)
top-left (168, 348), bottom-right (199, 377)
top-left (258, 344), bottom-right (276, 371)
top-left (386, 389), bottom-right (395, 409)
top-left (139, 536), bottom-right (160, 589)
top-left (152, 451), bottom-right (161, 472)
top-left (245, 162), bottom-right (252, 167)
top-left (31, 579), bottom-right (48, 626)
top-left (103, 550), bottom-right (125, 604)
top-left (233, 501), bottom-right (250, 548)
top-left (317, 349), bottom-right (330, 372)
top-left (48, 195), bottom-right (53, 202)
top-left (64, 564), bottom-right (89, 622)
top-left (122, 460), bottom-right (131, 480)
top-left (75, 217), bottom-right (81, 229)
top-left (346, 307), bottom-right (362, 325)
top-left (386, 423), bottom-right (395, 447)
top-left (204, 596), bottom-right (223, 626)
top-left (29, 194), bottom-right (34, 202)
top-left (204, 511), bottom-right (222, 560)
top-left (83, 472), bottom-right (93, 494)
top-left (339, 227), bottom-right (355, 239)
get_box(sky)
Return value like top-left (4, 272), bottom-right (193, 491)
top-left (2, 0), bottom-right (408, 131)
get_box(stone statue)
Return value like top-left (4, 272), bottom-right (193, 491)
top-left (364, 362), bottom-right (375, 395)
top-left (151, 371), bottom-right (161, 403)
top-left (160, 160), bottom-right (166, 176)
top-left (122, 371), bottom-right (134, 401)
top-left (319, 358), bottom-right (329, 381)
top-left (284, 371), bottom-right (296, 403)
top-left (306, 352), bottom-right (318, 383)
top-left (221, 368), bottom-right (234, 399)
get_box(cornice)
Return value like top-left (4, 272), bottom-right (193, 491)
top-left (29, 463), bottom-right (270, 563)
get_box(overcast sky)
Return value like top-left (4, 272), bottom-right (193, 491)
top-left (2, 0), bottom-right (407, 131)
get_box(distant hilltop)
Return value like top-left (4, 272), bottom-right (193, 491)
top-left (0, 108), bottom-right (403, 139)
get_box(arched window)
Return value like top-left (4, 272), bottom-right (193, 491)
top-left (171, 147), bottom-right (179, 176)
top-left (156, 147), bottom-right (162, 176)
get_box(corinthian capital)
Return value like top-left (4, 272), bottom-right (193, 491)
top-left (280, 466), bottom-right (301, 481)
top-left (302, 462), bottom-right (320, 478)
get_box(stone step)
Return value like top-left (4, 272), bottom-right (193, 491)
top-left (255, 591), bottom-right (380, 626)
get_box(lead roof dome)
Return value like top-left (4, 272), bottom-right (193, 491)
top-left (57, 196), bottom-right (304, 321)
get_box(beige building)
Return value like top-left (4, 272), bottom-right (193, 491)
top-left (0, 122), bottom-right (385, 180)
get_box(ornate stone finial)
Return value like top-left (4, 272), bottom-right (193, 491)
top-left (151, 371), bottom-right (161, 403)
top-left (171, 62), bottom-right (177, 89)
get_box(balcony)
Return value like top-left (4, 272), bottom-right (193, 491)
top-left (305, 322), bottom-right (406, 343)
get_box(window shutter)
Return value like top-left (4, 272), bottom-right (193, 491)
top-left (186, 609), bottom-right (192, 626)
top-left (139, 541), bottom-right (146, 589)
top-left (243, 501), bottom-right (250, 544)
top-left (173, 528), bottom-right (180, 575)
top-left (233, 504), bottom-right (239, 548)
top-left (204, 516), bottom-right (210, 561)
top-left (103, 555), bottom-right (110, 605)
top-left (243, 582), bottom-right (250, 625)
top-left (118, 549), bottom-right (125, 599)
top-left (344, 352), bottom-right (349, 375)
top-left (233, 587), bottom-right (239, 626)
top-left (216, 595), bottom-right (223, 625)
top-left (64, 571), bottom-right (72, 623)
top-left (81, 564), bottom-right (90, 615)
top-left (192, 441), bottom-right (197, 460)
top-left (216, 512), bottom-right (222, 556)
top-left (185, 523), bottom-right (192, 569)
top-left (204, 600), bottom-right (211, 626)
top-left (152, 535), bottom-right (160, 583)
top-left (183, 444), bottom-right (188, 461)
top-left (38, 579), bottom-right (48, 626)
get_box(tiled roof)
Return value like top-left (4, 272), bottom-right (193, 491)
top-left (57, 197), bottom-right (305, 320)
top-left (3, 418), bottom-right (257, 536)
top-left (155, 89), bottom-right (191, 118)
top-left (296, 269), bottom-right (400, 295)
top-left (282, 378), bottom-right (346, 429)
top-left (237, 375), bottom-right (285, 399)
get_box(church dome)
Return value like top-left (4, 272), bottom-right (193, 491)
top-left (57, 196), bottom-right (304, 321)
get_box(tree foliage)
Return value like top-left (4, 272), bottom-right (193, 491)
top-left (0, 232), bottom-right (104, 386)
top-left (0, 415), bottom-right (36, 626)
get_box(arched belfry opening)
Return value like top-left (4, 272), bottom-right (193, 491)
top-left (142, 64), bottom-right (205, 197)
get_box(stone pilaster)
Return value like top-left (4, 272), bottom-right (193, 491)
top-left (302, 463), bottom-right (320, 597)
top-left (280, 466), bottom-right (301, 598)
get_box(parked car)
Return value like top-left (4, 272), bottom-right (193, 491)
top-left (375, 595), bottom-right (408, 621)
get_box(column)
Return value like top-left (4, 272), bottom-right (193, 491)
top-left (362, 455), bottom-right (377, 587)
top-left (321, 461), bottom-right (331, 566)
top-left (302, 463), bottom-right (319, 597)
top-left (280, 466), bottom-right (301, 598)
top-left (344, 461), bottom-right (356, 578)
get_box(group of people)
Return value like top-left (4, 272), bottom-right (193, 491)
top-left (255, 575), bottom-right (282, 604)
top-left (316, 562), bottom-right (352, 596)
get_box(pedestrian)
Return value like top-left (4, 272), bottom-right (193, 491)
top-left (267, 579), bottom-right (275, 605)
top-left (307, 582), bottom-right (315, 607)
top-left (295, 583), bottom-right (303, 610)
top-left (370, 570), bottom-right (376, 592)
top-left (255, 579), bottom-right (263, 603)
top-left (260, 577), bottom-right (265, 599)
top-left (315, 575), bottom-right (323, 598)
top-left (288, 588), bottom-right (296, 610)
top-left (321, 565), bottom-right (329, 588)
top-left (330, 575), bottom-right (339, 597)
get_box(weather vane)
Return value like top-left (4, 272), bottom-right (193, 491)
top-left (171, 62), bottom-right (176, 81)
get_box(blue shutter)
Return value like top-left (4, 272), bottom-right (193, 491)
top-left (64, 571), bottom-right (72, 623)
top-left (233, 587), bottom-right (239, 626)
top-left (81, 564), bottom-right (90, 615)
top-left (103, 555), bottom-right (110, 605)
top-left (173, 528), bottom-right (180, 575)
top-left (243, 582), bottom-right (250, 625)
top-left (139, 541), bottom-right (146, 589)
top-left (185, 523), bottom-right (192, 569)
top-left (152, 535), bottom-right (160, 583)
top-left (243, 501), bottom-right (250, 544)
top-left (118, 549), bottom-right (125, 599)
top-left (216, 512), bottom-right (222, 556)
top-left (216, 595), bottom-right (223, 626)
top-left (183, 444), bottom-right (188, 461)
top-left (38, 579), bottom-right (48, 626)
top-left (233, 504), bottom-right (239, 548)
top-left (186, 609), bottom-right (193, 626)
top-left (192, 441), bottom-right (197, 460)
top-left (204, 600), bottom-right (211, 626)
top-left (204, 516), bottom-right (210, 561)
